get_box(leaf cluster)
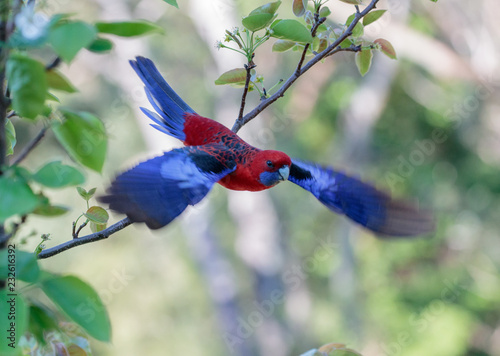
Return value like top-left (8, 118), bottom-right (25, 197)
top-left (0, 249), bottom-right (111, 355)
top-left (1, 6), bottom-right (164, 230)
top-left (215, 0), bottom-right (398, 101)
top-left (0, 1), bottom-right (165, 350)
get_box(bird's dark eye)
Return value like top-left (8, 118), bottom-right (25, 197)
top-left (266, 160), bottom-right (274, 168)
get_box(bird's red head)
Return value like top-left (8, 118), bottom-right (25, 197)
top-left (251, 150), bottom-right (292, 187)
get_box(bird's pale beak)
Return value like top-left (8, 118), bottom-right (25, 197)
top-left (279, 166), bottom-right (290, 181)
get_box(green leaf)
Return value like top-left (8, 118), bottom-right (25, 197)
top-left (0, 291), bottom-right (28, 353)
top-left (241, 1), bottom-right (281, 32)
top-left (77, 187), bottom-right (97, 201)
top-left (314, 38), bottom-right (328, 53)
top-left (49, 21), bottom-right (97, 62)
top-left (46, 70), bottom-right (77, 93)
top-left (163, 0), bottom-right (179, 8)
top-left (249, 1), bottom-right (281, 16)
top-left (33, 204), bottom-right (69, 217)
top-left (33, 161), bottom-right (85, 188)
top-left (6, 53), bottom-right (48, 120)
top-left (95, 20), bottom-right (163, 37)
top-left (293, 0), bottom-right (308, 17)
top-left (90, 222), bottom-right (107, 233)
top-left (84, 206), bottom-right (109, 224)
top-left (87, 37), bottom-right (113, 53)
top-left (271, 19), bottom-right (313, 43)
top-left (346, 14), bottom-right (364, 38)
top-left (339, 37), bottom-right (353, 49)
top-left (318, 342), bottom-right (363, 356)
top-left (355, 49), bottom-right (373, 76)
top-left (242, 13), bottom-right (274, 32)
top-left (5, 120), bottom-right (16, 156)
top-left (363, 10), bottom-right (387, 26)
top-left (41, 275), bottom-right (111, 341)
top-left (42, 103), bottom-right (53, 114)
top-left (0, 171), bottom-right (41, 223)
top-left (46, 92), bottom-right (60, 102)
top-left (215, 68), bottom-right (247, 85)
top-left (338, 0), bottom-right (363, 4)
top-left (375, 38), bottom-right (397, 59)
top-left (77, 186), bottom-right (88, 199)
top-left (28, 304), bottom-right (60, 345)
top-left (0, 249), bottom-right (40, 283)
top-left (272, 39), bottom-right (297, 52)
top-left (319, 6), bottom-right (332, 18)
top-left (53, 110), bottom-right (107, 173)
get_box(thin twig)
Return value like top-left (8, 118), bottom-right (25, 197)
top-left (45, 57), bottom-right (62, 71)
top-left (325, 44), bottom-right (362, 58)
top-left (0, 215), bottom-right (27, 246)
top-left (37, 217), bottom-right (133, 259)
top-left (231, 0), bottom-right (379, 133)
top-left (73, 220), bottom-right (88, 239)
top-left (296, 12), bottom-right (327, 74)
top-left (237, 58), bottom-right (256, 120)
top-left (11, 126), bottom-right (48, 165)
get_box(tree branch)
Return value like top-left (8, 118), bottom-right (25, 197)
top-left (37, 217), bottom-right (133, 259)
top-left (45, 56), bottom-right (62, 71)
top-left (11, 126), bottom-right (48, 165)
top-left (237, 57), bottom-right (256, 120)
top-left (296, 12), bottom-right (326, 74)
top-left (0, 215), bottom-right (27, 246)
top-left (231, 0), bottom-right (379, 133)
top-left (73, 220), bottom-right (88, 239)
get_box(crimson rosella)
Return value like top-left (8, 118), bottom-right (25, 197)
top-left (99, 57), bottom-right (434, 237)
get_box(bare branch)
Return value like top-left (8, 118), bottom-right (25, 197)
top-left (45, 57), bottom-right (62, 71)
top-left (73, 220), bottom-right (88, 239)
top-left (37, 217), bottom-right (133, 259)
top-left (296, 12), bottom-right (327, 74)
top-left (0, 215), bottom-right (27, 246)
top-left (237, 58), bottom-right (256, 120)
top-left (11, 126), bottom-right (48, 165)
top-left (231, 0), bottom-right (380, 133)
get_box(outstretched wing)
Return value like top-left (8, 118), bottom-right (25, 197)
top-left (99, 145), bottom-right (236, 229)
top-left (288, 160), bottom-right (434, 237)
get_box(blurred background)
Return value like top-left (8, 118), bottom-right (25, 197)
top-left (15, 0), bottom-right (500, 355)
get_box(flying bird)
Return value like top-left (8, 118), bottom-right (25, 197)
top-left (100, 57), bottom-right (434, 237)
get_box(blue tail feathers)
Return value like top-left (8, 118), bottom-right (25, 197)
top-left (130, 56), bottom-right (195, 141)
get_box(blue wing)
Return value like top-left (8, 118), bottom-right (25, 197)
top-left (288, 159), bottom-right (434, 237)
top-left (130, 56), bottom-right (195, 140)
top-left (100, 145), bottom-right (236, 229)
